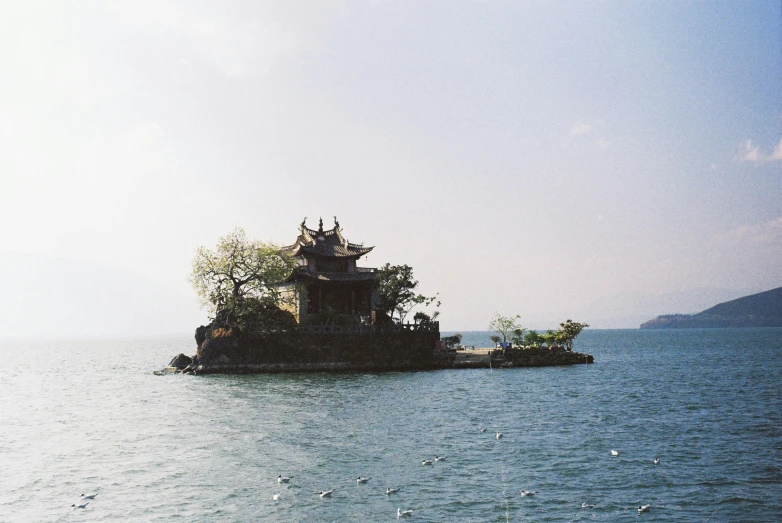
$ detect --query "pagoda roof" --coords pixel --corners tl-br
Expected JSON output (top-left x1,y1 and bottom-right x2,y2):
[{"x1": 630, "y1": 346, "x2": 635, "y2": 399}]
[
  {"x1": 282, "y1": 217, "x2": 374, "y2": 259},
  {"x1": 292, "y1": 268, "x2": 378, "y2": 283}
]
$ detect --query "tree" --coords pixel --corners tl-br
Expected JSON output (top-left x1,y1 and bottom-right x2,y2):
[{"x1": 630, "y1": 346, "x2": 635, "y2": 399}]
[
  {"x1": 524, "y1": 330, "x2": 543, "y2": 346},
  {"x1": 376, "y1": 263, "x2": 439, "y2": 322},
  {"x1": 488, "y1": 313, "x2": 522, "y2": 343},
  {"x1": 189, "y1": 227, "x2": 296, "y2": 319},
  {"x1": 489, "y1": 335, "x2": 501, "y2": 347},
  {"x1": 511, "y1": 328, "x2": 528, "y2": 347},
  {"x1": 441, "y1": 333, "x2": 462, "y2": 349},
  {"x1": 557, "y1": 319, "x2": 590, "y2": 351}
]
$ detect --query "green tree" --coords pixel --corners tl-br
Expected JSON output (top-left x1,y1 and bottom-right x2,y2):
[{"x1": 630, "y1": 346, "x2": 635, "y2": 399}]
[
  {"x1": 524, "y1": 330, "x2": 543, "y2": 346},
  {"x1": 441, "y1": 333, "x2": 463, "y2": 348},
  {"x1": 557, "y1": 319, "x2": 590, "y2": 351},
  {"x1": 376, "y1": 263, "x2": 439, "y2": 322},
  {"x1": 189, "y1": 227, "x2": 296, "y2": 319},
  {"x1": 489, "y1": 335, "x2": 501, "y2": 347},
  {"x1": 488, "y1": 313, "x2": 522, "y2": 343},
  {"x1": 511, "y1": 328, "x2": 528, "y2": 346}
]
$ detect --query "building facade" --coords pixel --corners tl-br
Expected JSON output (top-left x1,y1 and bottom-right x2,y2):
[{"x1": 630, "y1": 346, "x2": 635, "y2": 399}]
[{"x1": 279, "y1": 217, "x2": 378, "y2": 324}]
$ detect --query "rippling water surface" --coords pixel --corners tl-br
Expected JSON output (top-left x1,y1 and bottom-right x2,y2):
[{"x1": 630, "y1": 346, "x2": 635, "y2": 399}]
[{"x1": 1, "y1": 329, "x2": 780, "y2": 522}]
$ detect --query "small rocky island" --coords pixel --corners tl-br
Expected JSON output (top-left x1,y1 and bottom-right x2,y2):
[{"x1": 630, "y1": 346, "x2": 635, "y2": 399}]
[{"x1": 165, "y1": 218, "x2": 594, "y2": 375}]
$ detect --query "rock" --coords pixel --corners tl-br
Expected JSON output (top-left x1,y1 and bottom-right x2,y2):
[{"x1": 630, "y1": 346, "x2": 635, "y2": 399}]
[
  {"x1": 167, "y1": 353, "x2": 193, "y2": 369},
  {"x1": 195, "y1": 325, "x2": 208, "y2": 347}
]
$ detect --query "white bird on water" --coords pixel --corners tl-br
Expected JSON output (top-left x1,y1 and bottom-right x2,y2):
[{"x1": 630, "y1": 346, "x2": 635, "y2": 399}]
[
  {"x1": 611, "y1": 450, "x2": 619, "y2": 456},
  {"x1": 581, "y1": 502, "x2": 594, "y2": 509},
  {"x1": 496, "y1": 432, "x2": 503, "y2": 439},
  {"x1": 81, "y1": 493, "x2": 98, "y2": 500},
  {"x1": 434, "y1": 455, "x2": 447, "y2": 462},
  {"x1": 386, "y1": 487, "x2": 399, "y2": 495},
  {"x1": 318, "y1": 490, "x2": 334, "y2": 498},
  {"x1": 653, "y1": 457, "x2": 660, "y2": 464},
  {"x1": 272, "y1": 494, "x2": 280, "y2": 501},
  {"x1": 520, "y1": 490, "x2": 537, "y2": 497},
  {"x1": 72, "y1": 502, "x2": 89, "y2": 509},
  {"x1": 397, "y1": 507, "x2": 413, "y2": 518},
  {"x1": 357, "y1": 476, "x2": 371, "y2": 484},
  {"x1": 479, "y1": 426, "x2": 486, "y2": 432},
  {"x1": 421, "y1": 459, "x2": 433, "y2": 465},
  {"x1": 638, "y1": 504, "x2": 651, "y2": 514},
  {"x1": 278, "y1": 475, "x2": 292, "y2": 484}
]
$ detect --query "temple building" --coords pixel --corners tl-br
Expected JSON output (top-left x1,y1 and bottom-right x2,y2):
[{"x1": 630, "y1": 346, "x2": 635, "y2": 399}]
[{"x1": 279, "y1": 217, "x2": 378, "y2": 324}]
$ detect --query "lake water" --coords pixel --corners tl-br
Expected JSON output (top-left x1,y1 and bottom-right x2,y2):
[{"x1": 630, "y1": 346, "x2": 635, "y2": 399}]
[{"x1": 1, "y1": 329, "x2": 780, "y2": 522}]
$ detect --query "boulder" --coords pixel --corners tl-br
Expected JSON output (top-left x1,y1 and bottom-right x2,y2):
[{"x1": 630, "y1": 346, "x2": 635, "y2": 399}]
[{"x1": 167, "y1": 353, "x2": 193, "y2": 369}]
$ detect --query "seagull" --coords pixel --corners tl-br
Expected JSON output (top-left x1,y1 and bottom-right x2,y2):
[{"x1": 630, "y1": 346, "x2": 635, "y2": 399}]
[
  {"x1": 397, "y1": 507, "x2": 413, "y2": 518},
  {"x1": 638, "y1": 504, "x2": 651, "y2": 514},
  {"x1": 81, "y1": 493, "x2": 98, "y2": 500},
  {"x1": 386, "y1": 487, "x2": 399, "y2": 495},
  {"x1": 520, "y1": 490, "x2": 537, "y2": 497},
  {"x1": 653, "y1": 457, "x2": 660, "y2": 464},
  {"x1": 318, "y1": 490, "x2": 334, "y2": 498},
  {"x1": 272, "y1": 494, "x2": 280, "y2": 501},
  {"x1": 278, "y1": 475, "x2": 292, "y2": 484},
  {"x1": 434, "y1": 456, "x2": 447, "y2": 462},
  {"x1": 72, "y1": 502, "x2": 89, "y2": 509},
  {"x1": 611, "y1": 450, "x2": 619, "y2": 456},
  {"x1": 581, "y1": 502, "x2": 594, "y2": 508},
  {"x1": 479, "y1": 426, "x2": 486, "y2": 432},
  {"x1": 357, "y1": 476, "x2": 371, "y2": 484},
  {"x1": 422, "y1": 459, "x2": 433, "y2": 465},
  {"x1": 496, "y1": 432, "x2": 503, "y2": 439}
]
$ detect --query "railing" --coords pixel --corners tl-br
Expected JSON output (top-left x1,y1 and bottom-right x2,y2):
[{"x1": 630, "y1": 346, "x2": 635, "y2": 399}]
[
  {"x1": 295, "y1": 321, "x2": 439, "y2": 334},
  {"x1": 356, "y1": 267, "x2": 377, "y2": 273}
]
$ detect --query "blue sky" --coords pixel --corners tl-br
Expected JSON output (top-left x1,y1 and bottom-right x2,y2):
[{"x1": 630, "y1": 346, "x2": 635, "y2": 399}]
[{"x1": 0, "y1": 1, "x2": 780, "y2": 336}]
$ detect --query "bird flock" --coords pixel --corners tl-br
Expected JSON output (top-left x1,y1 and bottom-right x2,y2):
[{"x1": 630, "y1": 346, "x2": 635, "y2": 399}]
[
  {"x1": 71, "y1": 492, "x2": 97, "y2": 510},
  {"x1": 266, "y1": 428, "x2": 662, "y2": 518},
  {"x1": 68, "y1": 438, "x2": 662, "y2": 517}
]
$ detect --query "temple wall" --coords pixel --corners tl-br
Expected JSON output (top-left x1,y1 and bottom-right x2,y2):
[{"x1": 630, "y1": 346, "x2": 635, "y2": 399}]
[{"x1": 190, "y1": 324, "x2": 440, "y2": 374}]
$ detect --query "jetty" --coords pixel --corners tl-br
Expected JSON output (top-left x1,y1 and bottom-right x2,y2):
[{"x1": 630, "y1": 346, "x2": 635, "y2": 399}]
[{"x1": 449, "y1": 347, "x2": 593, "y2": 369}]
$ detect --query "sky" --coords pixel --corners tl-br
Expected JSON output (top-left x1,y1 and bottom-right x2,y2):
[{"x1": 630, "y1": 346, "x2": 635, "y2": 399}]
[{"x1": 1, "y1": 1, "x2": 780, "y2": 337}]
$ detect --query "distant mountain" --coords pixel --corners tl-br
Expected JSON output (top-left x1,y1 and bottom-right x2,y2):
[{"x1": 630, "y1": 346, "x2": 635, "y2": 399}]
[{"x1": 639, "y1": 287, "x2": 782, "y2": 329}]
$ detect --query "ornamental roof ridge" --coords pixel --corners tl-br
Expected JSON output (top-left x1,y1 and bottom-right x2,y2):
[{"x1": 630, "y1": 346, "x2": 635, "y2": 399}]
[{"x1": 281, "y1": 216, "x2": 374, "y2": 258}]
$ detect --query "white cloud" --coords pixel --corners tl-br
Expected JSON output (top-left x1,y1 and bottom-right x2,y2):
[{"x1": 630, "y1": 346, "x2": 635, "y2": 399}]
[
  {"x1": 709, "y1": 217, "x2": 782, "y2": 247},
  {"x1": 771, "y1": 138, "x2": 782, "y2": 161},
  {"x1": 570, "y1": 122, "x2": 593, "y2": 136},
  {"x1": 735, "y1": 138, "x2": 782, "y2": 166}
]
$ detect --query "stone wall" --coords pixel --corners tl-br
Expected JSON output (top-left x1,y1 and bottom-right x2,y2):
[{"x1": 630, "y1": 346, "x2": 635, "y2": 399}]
[
  {"x1": 186, "y1": 324, "x2": 440, "y2": 374},
  {"x1": 493, "y1": 346, "x2": 594, "y2": 367}
]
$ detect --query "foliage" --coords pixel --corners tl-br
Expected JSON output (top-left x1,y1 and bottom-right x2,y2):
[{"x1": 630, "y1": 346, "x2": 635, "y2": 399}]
[
  {"x1": 376, "y1": 263, "x2": 440, "y2": 322},
  {"x1": 489, "y1": 335, "x2": 501, "y2": 347},
  {"x1": 511, "y1": 328, "x2": 527, "y2": 347},
  {"x1": 413, "y1": 310, "x2": 440, "y2": 325},
  {"x1": 524, "y1": 330, "x2": 543, "y2": 346},
  {"x1": 441, "y1": 333, "x2": 463, "y2": 349},
  {"x1": 557, "y1": 319, "x2": 590, "y2": 351},
  {"x1": 488, "y1": 313, "x2": 522, "y2": 343},
  {"x1": 189, "y1": 227, "x2": 296, "y2": 321}
]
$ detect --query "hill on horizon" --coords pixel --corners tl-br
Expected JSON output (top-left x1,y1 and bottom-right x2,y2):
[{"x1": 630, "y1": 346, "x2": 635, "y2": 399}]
[{"x1": 639, "y1": 286, "x2": 782, "y2": 329}]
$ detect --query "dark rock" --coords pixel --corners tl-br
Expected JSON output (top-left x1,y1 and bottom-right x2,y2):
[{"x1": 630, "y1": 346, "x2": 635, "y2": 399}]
[
  {"x1": 195, "y1": 325, "x2": 208, "y2": 347},
  {"x1": 194, "y1": 326, "x2": 240, "y2": 365},
  {"x1": 167, "y1": 353, "x2": 192, "y2": 369}
]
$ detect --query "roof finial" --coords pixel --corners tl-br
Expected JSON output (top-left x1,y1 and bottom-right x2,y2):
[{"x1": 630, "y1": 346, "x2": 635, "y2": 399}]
[
  {"x1": 318, "y1": 217, "x2": 323, "y2": 233},
  {"x1": 301, "y1": 217, "x2": 307, "y2": 230},
  {"x1": 334, "y1": 216, "x2": 339, "y2": 229}
]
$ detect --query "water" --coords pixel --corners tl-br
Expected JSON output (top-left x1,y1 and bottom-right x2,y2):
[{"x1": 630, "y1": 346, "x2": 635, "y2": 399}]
[{"x1": 1, "y1": 329, "x2": 780, "y2": 522}]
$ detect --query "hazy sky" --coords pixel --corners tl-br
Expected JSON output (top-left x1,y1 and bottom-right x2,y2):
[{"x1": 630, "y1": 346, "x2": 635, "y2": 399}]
[{"x1": 1, "y1": 1, "x2": 780, "y2": 336}]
